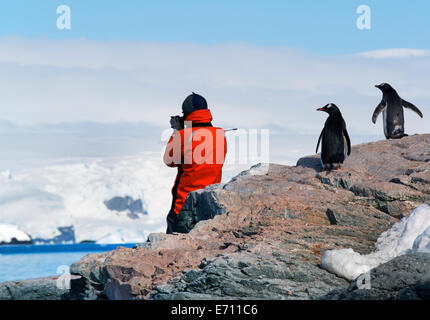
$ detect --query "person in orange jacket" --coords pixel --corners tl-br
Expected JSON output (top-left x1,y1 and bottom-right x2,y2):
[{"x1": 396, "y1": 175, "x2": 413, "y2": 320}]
[{"x1": 163, "y1": 93, "x2": 227, "y2": 234}]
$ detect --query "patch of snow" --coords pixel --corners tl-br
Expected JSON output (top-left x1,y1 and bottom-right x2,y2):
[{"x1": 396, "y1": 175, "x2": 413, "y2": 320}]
[
  {"x1": 321, "y1": 204, "x2": 430, "y2": 280},
  {"x1": 411, "y1": 226, "x2": 430, "y2": 253},
  {"x1": 0, "y1": 224, "x2": 31, "y2": 243}
]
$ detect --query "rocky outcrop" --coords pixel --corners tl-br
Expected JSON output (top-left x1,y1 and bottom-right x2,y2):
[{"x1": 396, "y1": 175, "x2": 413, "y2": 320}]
[
  {"x1": 323, "y1": 253, "x2": 430, "y2": 300},
  {"x1": 174, "y1": 185, "x2": 227, "y2": 233},
  {"x1": 69, "y1": 134, "x2": 430, "y2": 300},
  {"x1": 152, "y1": 251, "x2": 348, "y2": 300},
  {"x1": 0, "y1": 276, "x2": 75, "y2": 300}
]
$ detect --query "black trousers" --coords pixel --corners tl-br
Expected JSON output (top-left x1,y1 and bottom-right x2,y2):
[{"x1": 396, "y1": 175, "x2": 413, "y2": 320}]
[{"x1": 166, "y1": 209, "x2": 179, "y2": 234}]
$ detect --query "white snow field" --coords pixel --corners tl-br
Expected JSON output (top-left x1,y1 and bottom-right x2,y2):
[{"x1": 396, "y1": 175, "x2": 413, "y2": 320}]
[
  {"x1": 321, "y1": 204, "x2": 430, "y2": 280},
  {"x1": 0, "y1": 223, "x2": 31, "y2": 243},
  {"x1": 0, "y1": 152, "x2": 178, "y2": 244}
]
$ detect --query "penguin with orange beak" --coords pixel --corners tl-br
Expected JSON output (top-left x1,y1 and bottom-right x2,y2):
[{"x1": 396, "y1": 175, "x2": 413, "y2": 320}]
[{"x1": 316, "y1": 103, "x2": 351, "y2": 171}]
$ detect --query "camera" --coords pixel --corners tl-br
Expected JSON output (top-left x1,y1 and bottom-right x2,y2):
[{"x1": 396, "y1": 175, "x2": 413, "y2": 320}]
[{"x1": 170, "y1": 115, "x2": 185, "y2": 130}]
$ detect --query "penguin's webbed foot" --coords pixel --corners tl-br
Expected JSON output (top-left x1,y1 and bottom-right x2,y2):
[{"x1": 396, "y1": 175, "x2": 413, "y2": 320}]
[
  {"x1": 329, "y1": 163, "x2": 343, "y2": 171},
  {"x1": 321, "y1": 164, "x2": 331, "y2": 172}
]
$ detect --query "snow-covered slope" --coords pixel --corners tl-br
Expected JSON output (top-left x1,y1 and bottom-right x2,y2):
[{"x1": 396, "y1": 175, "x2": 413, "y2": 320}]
[
  {"x1": 0, "y1": 152, "x2": 177, "y2": 243},
  {"x1": 321, "y1": 204, "x2": 430, "y2": 280},
  {"x1": 0, "y1": 224, "x2": 31, "y2": 244}
]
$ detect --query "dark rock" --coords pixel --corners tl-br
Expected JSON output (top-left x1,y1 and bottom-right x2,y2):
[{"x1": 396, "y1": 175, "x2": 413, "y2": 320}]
[
  {"x1": 232, "y1": 231, "x2": 243, "y2": 238},
  {"x1": 325, "y1": 209, "x2": 337, "y2": 225},
  {"x1": 322, "y1": 253, "x2": 430, "y2": 300},
  {"x1": 176, "y1": 185, "x2": 227, "y2": 233},
  {"x1": 296, "y1": 156, "x2": 321, "y2": 171},
  {"x1": 152, "y1": 253, "x2": 349, "y2": 300},
  {"x1": 0, "y1": 276, "x2": 74, "y2": 300}
]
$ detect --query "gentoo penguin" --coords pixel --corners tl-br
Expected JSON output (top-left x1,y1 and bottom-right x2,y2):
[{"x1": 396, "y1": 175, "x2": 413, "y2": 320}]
[
  {"x1": 373, "y1": 83, "x2": 423, "y2": 139},
  {"x1": 316, "y1": 104, "x2": 351, "y2": 171}
]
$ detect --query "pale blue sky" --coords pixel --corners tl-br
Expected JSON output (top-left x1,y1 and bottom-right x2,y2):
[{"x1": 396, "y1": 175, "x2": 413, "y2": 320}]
[
  {"x1": 0, "y1": 1, "x2": 429, "y2": 137},
  {"x1": 0, "y1": 0, "x2": 428, "y2": 54},
  {"x1": 0, "y1": 0, "x2": 428, "y2": 187}
]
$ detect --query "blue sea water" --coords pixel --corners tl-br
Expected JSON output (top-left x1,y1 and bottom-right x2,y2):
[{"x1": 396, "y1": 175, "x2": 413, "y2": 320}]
[{"x1": 0, "y1": 243, "x2": 135, "y2": 283}]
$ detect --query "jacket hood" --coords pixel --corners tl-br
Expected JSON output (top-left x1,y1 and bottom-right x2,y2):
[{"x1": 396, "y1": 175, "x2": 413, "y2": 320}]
[{"x1": 184, "y1": 108, "x2": 213, "y2": 124}]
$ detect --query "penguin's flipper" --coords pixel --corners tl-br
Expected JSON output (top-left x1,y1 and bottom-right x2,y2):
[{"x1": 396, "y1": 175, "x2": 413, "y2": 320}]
[
  {"x1": 316, "y1": 129, "x2": 323, "y2": 153},
  {"x1": 372, "y1": 100, "x2": 386, "y2": 124},
  {"x1": 402, "y1": 99, "x2": 423, "y2": 118},
  {"x1": 343, "y1": 128, "x2": 351, "y2": 156}
]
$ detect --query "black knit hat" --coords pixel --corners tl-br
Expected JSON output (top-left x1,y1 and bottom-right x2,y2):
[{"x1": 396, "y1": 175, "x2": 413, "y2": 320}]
[{"x1": 182, "y1": 92, "x2": 208, "y2": 116}]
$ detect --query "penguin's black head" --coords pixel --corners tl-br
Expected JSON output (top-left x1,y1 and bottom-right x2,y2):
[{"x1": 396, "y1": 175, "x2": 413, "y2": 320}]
[
  {"x1": 375, "y1": 83, "x2": 393, "y2": 92},
  {"x1": 316, "y1": 103, "x2": 341, "y2": 115}
]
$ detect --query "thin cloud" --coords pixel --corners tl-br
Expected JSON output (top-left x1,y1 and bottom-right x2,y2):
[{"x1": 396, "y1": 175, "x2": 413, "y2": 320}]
[
  {"x1": 358, "y1": 48, "x2": 430, "y2": 59},
  {"x1": 0, "y1": 36, "x2": 428, "y2": 135}
]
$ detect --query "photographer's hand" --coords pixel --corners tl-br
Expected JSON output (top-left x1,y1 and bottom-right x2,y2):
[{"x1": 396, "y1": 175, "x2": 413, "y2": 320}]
[{"x1": 170, "y1": 116, "x2": 184, "y2": 130}]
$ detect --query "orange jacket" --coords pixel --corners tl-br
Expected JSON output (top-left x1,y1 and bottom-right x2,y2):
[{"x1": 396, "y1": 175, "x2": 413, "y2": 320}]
[{"x1": 163, "y1": 109, "x2": 227, "y2": 214}]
